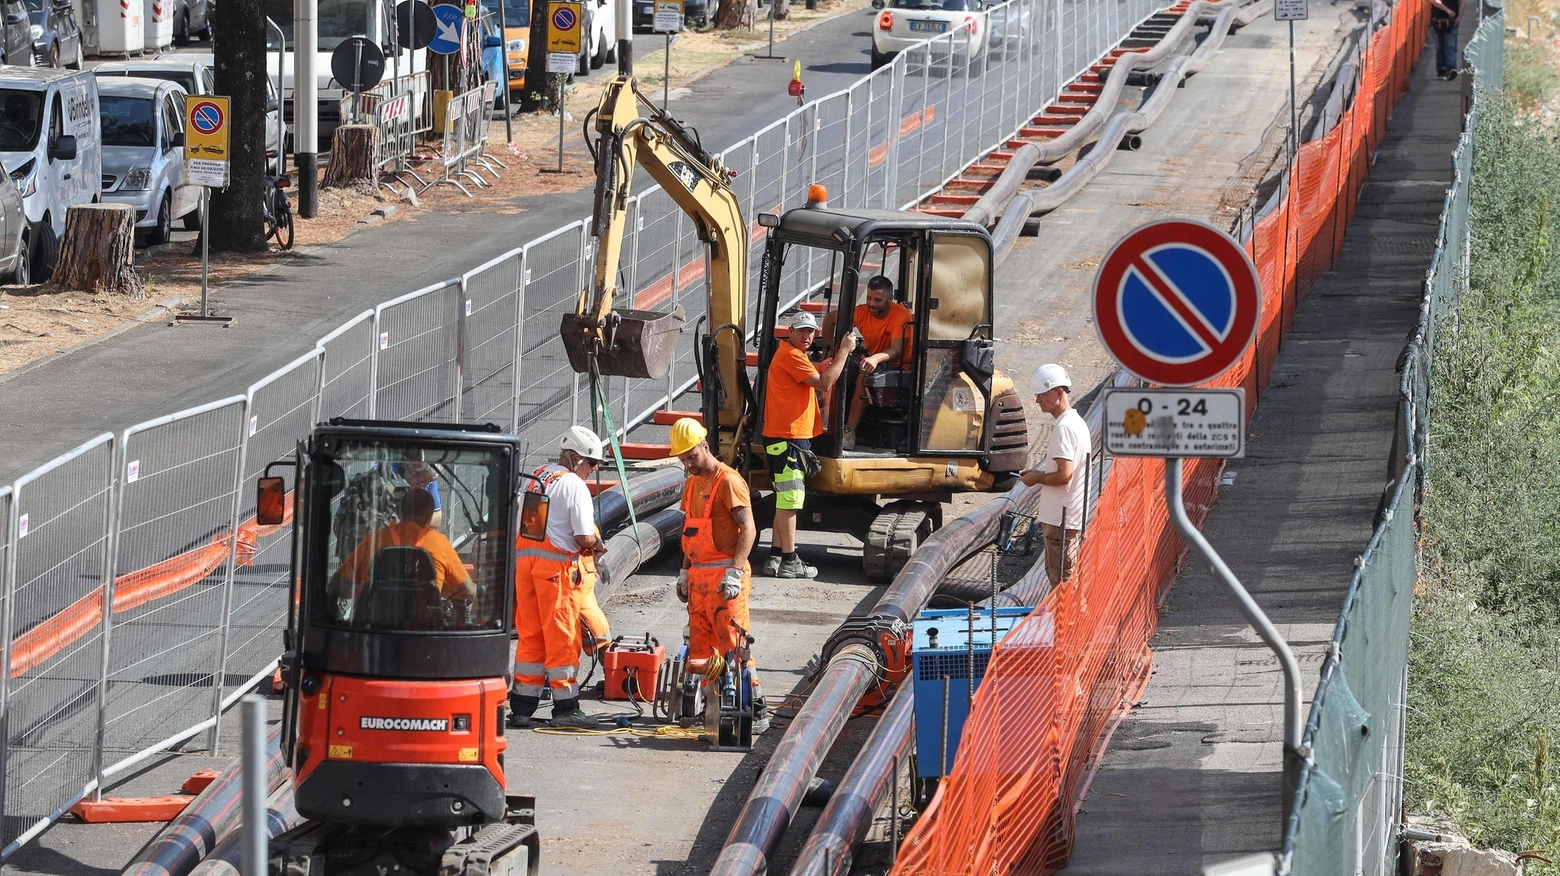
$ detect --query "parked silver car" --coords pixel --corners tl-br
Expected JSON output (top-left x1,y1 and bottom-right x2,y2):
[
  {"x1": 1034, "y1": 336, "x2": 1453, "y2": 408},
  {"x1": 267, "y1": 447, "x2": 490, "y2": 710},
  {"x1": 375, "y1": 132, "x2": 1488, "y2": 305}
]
[
  {"x1": 92, "y1": 53, "x2": 286, "y2": 157},
  {"x1": 96, "y1": 77, "x2": 198, "y2": 245},
  {"x1": 0, "y1": 164, "x2": 31, "y2": 283}
]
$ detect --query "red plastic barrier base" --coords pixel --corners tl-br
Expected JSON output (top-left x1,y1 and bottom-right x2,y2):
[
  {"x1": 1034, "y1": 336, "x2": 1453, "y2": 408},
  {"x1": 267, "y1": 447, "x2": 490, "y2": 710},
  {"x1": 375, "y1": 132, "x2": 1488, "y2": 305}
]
[{"x1": 70, "y1": 795, "x2": 194, "y2": 823}]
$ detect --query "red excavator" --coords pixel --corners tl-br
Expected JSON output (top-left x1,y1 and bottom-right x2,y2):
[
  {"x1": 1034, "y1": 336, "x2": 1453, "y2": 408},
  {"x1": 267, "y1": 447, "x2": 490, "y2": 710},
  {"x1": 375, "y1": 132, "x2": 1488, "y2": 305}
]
[{"x1": 256, "y1": 419, "x2": 539, "y2": 876}]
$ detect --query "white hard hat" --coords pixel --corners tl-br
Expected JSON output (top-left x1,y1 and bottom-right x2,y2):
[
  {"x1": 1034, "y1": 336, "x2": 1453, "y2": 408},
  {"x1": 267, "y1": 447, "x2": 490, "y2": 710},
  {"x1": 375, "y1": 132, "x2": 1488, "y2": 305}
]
[
  {"x1": 1030, "y1": 363, "x2": 1071, "y2": 395},
  {"x1": 560, "y1": 425, "x2": 605, "y2": 462}
]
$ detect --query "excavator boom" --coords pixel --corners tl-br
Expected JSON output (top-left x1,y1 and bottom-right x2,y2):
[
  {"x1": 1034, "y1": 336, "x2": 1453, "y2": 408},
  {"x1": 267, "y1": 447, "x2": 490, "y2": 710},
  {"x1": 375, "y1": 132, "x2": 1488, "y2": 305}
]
[{"x1": 560, "y1": 74, "x2": 752, "y2": 462}]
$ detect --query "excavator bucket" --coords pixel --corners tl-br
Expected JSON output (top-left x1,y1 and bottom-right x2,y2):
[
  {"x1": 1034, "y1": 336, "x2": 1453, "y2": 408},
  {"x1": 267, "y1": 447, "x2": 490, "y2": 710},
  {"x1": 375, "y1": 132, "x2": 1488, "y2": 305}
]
[{"x1": 559, "y1": 307, "x2": 686, "y2": 380}]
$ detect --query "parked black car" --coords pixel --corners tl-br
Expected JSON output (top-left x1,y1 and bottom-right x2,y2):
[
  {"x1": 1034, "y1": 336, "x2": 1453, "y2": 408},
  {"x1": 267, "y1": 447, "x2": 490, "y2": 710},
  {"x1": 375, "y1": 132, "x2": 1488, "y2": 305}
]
[
  {"x1": 0, "y1": 0, "x2": 32, "y2": 66},
  {"x1": 171, "y1": 0, "x2": 212, "y2": 44},
  {"x1": 26, "y1": 0, "x2": 81, "y2": 68}
]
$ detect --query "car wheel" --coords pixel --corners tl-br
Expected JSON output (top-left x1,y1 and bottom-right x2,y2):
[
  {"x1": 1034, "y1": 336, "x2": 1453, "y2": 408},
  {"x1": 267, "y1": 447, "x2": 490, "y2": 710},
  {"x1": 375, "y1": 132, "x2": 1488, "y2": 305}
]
[
  {"x1": 67, "y1": 41, "x2": 82, "y2": 69},
  {"x1": 47, "y1": 41, "x2": 60, "y2": 68},
  {"x1": 9, "y1": 231, "x2": 28, "y2": 285},
  {"x1": 870, "y1": 46, "x2": 890, "y2": 70},
  {"x1": 148, "y1": 191, "x2": 172, "y2": 245},
  {"x1": 605, "y1": 41, "x2": 616, "y2": 64},
  {"x1": 182, "y1": 206, "x2": 201, "y2": 231},
  {"x1": 32, "y1": 220, "x2": 58, "y2": 282},
  {"x1": 590, "y1": 33, "x2": 605, "y2": 68},
  {"x1": 175, "y1": 12, "x2": 189, "y2": 45}
]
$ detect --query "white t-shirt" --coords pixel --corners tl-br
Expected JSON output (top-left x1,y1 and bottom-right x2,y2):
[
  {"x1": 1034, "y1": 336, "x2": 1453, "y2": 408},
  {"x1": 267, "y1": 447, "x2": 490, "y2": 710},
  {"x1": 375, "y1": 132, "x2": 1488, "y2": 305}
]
[
  {"x1": 534, "y1": 464, "x2": 595, "y2": 554},
  {"x1": 1034, "y1": 408, "x2": 1090, "y2": 528}
]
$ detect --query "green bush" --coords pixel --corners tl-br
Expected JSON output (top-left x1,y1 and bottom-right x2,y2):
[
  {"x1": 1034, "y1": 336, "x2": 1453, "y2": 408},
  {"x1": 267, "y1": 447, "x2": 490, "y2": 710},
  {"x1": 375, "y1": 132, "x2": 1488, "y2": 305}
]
[
  {"x1": 1408, "y1": 95, "x2": 1560, "y2": 867},
  {"x1": 1504, "y1": 39, "x2": 1559, "y2": 112}
]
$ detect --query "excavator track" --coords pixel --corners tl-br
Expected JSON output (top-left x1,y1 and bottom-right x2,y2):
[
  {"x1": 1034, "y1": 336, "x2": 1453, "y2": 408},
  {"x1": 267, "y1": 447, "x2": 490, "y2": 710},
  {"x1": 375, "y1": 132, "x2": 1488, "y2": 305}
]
[{"x1": 863, "y1": 500, "x2": 939, "y2": 583}]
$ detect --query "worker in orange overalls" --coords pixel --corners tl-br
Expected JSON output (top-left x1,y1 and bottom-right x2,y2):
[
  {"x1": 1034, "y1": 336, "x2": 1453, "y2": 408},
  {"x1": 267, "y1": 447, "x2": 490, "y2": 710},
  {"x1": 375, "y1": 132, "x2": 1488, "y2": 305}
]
[
  {"x1": 669, "y1": 417, "x2": 768, "y2": 735},
  {"x1": 510, "y1": 426, "x2": 607, "y2": 730}
]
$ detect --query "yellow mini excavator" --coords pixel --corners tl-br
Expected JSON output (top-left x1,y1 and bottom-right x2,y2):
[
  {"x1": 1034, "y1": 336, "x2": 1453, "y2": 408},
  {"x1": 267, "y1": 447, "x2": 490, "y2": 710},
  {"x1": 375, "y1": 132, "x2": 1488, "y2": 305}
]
[{"x1": 560, "y1": 47, "x2": 1029, "y2": 582}]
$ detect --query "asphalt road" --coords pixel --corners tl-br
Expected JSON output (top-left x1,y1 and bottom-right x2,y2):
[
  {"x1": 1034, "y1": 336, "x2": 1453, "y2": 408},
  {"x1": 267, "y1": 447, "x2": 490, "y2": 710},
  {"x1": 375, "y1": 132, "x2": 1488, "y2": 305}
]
[{"x1": 0, "y1": 2, "x2": 1366, "y2": 872}]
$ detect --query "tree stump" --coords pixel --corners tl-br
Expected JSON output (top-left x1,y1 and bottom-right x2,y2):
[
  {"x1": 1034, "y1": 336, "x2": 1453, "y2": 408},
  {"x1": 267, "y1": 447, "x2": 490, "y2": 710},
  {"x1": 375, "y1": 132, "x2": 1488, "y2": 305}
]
[
  {"x1": 322, "y1": 124, "x2": 381, "y2": 189},
  {"x1": 52, "y1": 203, "x2": 142, "y2": 297}
]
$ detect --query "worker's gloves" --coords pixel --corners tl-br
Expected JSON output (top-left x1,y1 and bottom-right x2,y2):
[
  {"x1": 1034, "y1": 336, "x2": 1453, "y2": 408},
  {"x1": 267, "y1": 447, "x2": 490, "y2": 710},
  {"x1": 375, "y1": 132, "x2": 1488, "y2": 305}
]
[
  {"x1": 720, "y1": 567, "x2": 744, "y2": 601},
  {"x1": 675, "y1": 570, "x2": 690, "y2": 603}
]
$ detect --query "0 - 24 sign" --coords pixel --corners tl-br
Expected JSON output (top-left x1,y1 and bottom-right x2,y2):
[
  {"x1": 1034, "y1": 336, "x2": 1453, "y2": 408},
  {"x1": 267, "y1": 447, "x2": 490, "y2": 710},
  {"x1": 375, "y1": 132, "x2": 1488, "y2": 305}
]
[{"x1": 1104, "y1": 388, "x2": 1245, "y2": 459}]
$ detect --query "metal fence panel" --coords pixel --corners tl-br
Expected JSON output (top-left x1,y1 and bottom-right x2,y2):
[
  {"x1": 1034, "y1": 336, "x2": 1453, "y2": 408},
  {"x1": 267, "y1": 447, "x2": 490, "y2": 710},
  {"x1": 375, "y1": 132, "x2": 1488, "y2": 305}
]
[
  {"x1": 462, "y1": 251, "x2": 524, "y2": 430},
  {"x1": 1, "y1": 435, "x2": 115, "y2": 854},
  {"x1": 100, "y1": 399, "x2": 246, "y2": 777},
  {"x1": 317, "y1": 310, "x2": 376, "y2": 420},
  {"x1": 222, "y1": 354, "x2": 322, "y2": 709},
  {"x1": 517, "y1": 222, "x2": 587, "y2": 471},
  {"x1": 374, "y1": 281, "x2": 462, "y2": 423}
]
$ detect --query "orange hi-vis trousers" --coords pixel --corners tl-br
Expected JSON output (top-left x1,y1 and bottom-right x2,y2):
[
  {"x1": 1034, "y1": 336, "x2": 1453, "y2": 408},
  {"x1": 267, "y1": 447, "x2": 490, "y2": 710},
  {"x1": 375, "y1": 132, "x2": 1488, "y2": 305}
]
[
  {"x1": 681, "y1": 512, "x2": 752, "y2": 664},
  {"x1": 513, "y1": 534, "x2": 583, "y2": 699}
]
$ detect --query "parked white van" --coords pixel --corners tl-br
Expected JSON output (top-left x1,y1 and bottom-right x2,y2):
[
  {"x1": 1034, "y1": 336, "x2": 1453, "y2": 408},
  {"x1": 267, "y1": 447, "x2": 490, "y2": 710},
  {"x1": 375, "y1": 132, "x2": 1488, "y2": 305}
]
[{"x1": 0, "y1": 67, "x2": 100, "y2": 281}]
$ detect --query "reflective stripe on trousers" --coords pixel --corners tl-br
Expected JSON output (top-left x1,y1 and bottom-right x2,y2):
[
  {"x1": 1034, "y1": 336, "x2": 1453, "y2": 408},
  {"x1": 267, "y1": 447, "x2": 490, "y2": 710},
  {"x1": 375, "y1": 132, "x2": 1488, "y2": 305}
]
[{"x1": 514, "y1": 534, "x2": 584, "y2": 695}]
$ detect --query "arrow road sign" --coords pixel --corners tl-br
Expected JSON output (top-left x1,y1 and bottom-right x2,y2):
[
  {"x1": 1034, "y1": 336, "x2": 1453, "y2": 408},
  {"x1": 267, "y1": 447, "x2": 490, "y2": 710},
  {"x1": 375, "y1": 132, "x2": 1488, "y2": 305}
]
[
  {"x1": 428, "y1": 2, "x2": 466, "y2": 55},
  {"x1": 1091, "y1": 218, "x2": 1260, "y2": 387}
]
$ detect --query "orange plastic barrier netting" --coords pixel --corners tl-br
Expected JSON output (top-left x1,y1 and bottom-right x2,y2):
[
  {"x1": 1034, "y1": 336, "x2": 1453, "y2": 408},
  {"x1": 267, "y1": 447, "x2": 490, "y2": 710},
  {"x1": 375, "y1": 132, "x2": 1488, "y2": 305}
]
[{"x1": 890, "y1": 1, "x2": 1427, "y2": 871}]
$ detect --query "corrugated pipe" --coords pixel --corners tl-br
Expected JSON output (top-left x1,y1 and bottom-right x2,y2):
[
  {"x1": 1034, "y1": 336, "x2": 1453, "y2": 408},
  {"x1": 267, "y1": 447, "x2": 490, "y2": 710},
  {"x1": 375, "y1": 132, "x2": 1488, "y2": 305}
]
[
  {"x1": 788, "y1": 560, "x2": 1055, "y2": 876},
  {"x1": 991, "y1": 192, "x2": 1033, "y2": 266},
  {"x1": 709, "y1": 484, "x2": 1043, "y2": 876},
  {"x1": 121, "y1": 725, "x2": 286, "y2": 876},
  {"x1": 1022, "y1": 3, "x2": 1239, "y2": 223},
  {"x1": 185, "y1": 784, "x2": 302, "y2": 876}
]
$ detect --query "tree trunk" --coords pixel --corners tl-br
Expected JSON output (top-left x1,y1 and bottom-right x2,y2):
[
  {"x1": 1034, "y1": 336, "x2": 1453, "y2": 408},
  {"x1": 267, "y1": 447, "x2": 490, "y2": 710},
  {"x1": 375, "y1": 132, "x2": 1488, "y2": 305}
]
[
  {"x1": 209, "y1": 0, "x2": 268, "y2": 252},
  {"x1": 715, "y1": 0, "x2": 755, "y2": 30},
  {"x1": 51, "y1": 204, "x2": 143, "y2": 297},
  {"x1": 322, "y1": 125, "x2": 381, "y2": 189},
  {"x1": 773, "y1": 0, "x2": 790, "y2": 21}
]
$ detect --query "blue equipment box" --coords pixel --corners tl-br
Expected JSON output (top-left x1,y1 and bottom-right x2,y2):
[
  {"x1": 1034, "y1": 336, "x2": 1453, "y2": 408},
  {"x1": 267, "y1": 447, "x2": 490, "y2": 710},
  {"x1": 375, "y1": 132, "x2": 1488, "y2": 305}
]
[{"x1": 912, "y1": 606, "x2": 1034, "y2": 779}]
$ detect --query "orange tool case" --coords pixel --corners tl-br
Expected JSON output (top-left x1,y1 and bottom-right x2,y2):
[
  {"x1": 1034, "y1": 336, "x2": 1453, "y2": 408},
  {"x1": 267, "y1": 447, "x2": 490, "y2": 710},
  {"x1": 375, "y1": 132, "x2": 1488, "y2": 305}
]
[{"x1": 602, "y1": 635, "x2": 664, "y2": 702}]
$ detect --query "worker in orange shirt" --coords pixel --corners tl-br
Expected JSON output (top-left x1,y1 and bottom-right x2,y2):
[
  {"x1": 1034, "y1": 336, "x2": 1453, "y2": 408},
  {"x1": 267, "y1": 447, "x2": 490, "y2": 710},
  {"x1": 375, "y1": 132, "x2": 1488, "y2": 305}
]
[
  {"x1": 842, "y1": 276, "x2": 913, "y2": 451},
  {"x1": 328, "y1": 488, "x2": 475, "y2": 621},
  {"x1": 761, "y1": 310, "x2": 859, "y2": 578},
  {"x1": 510, "y1": 426, "x2": 607, "y2": 729},
  {"x1": 669, "y1": 416, "x2": 768, "y2": 735}
]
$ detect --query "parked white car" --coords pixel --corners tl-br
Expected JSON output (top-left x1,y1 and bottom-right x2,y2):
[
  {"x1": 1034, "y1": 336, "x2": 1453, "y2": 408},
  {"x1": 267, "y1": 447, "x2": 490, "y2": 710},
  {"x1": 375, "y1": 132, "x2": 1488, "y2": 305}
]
[
  {"x1": 870, "y1": 0, "x2": 990, "y2": 70},
  {"x1": 96, "y1": 77, "x2": 199, "y2": 245},
  {"x1": 92, "y1": 53, "x2": 287, "y2": 157},
  {"x1": 581, "y1": 0, "x2": 617, "y2": 74},
  {"x1": 0, "y1": 67, "x2": 100, "y2": 281}
]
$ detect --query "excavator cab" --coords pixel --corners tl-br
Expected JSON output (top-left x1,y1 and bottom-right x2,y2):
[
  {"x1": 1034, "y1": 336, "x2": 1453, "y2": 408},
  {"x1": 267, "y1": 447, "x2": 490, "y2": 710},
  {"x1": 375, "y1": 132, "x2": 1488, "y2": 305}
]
[
  {"x1": 748, "y1": 207, "x2": 1030, "y2": 580},
  {"x1": 260, "y1": 420, "x2": 539, "y2": 876}
]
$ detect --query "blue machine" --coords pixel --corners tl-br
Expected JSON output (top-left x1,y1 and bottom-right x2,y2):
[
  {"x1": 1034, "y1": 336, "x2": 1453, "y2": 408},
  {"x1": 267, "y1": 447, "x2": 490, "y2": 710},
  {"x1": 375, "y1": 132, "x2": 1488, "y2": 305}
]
[{"x1": 912, "y1": 606, "x2": 1034, "y2": 779}]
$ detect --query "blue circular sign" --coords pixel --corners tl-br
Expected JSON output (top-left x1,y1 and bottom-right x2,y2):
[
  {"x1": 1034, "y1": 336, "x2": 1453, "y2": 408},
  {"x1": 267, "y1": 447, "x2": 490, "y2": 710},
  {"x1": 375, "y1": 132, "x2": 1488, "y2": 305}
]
[
  {"x1": 189, "y1": 101, "x2": 223, "y2": 134},
  {"x1": 1092, "y1": 219, "x2": 1259, "y2": 386},
  {"x1": 551, "y1": 5, "x2": 576, "y2": 29},
  {"x1": 428, "y1": 3, "x2": 466, "y2": 55}
]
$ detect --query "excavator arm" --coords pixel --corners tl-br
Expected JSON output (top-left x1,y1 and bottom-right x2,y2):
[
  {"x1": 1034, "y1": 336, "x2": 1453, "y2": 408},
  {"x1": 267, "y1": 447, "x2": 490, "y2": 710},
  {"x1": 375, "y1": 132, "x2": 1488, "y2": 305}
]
[{"x1": 559, "y1": 74, "x2": 751, "y2": 465}]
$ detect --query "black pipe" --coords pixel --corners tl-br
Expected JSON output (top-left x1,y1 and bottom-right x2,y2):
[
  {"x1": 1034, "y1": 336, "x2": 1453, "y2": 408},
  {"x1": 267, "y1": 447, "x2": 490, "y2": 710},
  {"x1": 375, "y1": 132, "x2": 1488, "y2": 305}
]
[
  {"x1": 121, "y1": 726, "x2": 286, "y2": 876},
  {"x1": 709, "y1": 485, "x2": 1043, "y2": 875},
  {"x1": 594, "y1": 466, "x2": 687, "y2": 533},
  {"x1": 185, "y1": 785, "x2": 302, "y2": 876},
  {"x1": 596, "y1": 506, "x2": 686, "y2": 602}
]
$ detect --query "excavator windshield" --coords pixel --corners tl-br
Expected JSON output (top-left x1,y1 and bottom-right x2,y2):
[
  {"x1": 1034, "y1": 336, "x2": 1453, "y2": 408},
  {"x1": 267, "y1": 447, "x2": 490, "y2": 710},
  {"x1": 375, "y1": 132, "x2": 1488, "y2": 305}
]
[{"x1": 307, "y1": 439, "x2": 513, "y2": 634}]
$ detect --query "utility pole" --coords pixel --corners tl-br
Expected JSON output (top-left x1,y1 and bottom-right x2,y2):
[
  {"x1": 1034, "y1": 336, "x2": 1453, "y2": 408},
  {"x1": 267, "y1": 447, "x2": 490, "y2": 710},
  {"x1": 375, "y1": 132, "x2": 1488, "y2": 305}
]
[{"x1": 295, "y1": 0, "x2": 319, "y2": 218}]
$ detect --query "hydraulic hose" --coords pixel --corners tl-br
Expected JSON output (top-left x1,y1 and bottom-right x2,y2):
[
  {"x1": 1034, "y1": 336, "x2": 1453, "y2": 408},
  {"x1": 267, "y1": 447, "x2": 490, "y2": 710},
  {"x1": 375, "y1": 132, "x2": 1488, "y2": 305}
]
[
  {"x1": 709, "y1": 484, "x2": 1043, "y2": 876},
  {"x1": 121, "y1": 726, "x2": 286, "y2": 876}
]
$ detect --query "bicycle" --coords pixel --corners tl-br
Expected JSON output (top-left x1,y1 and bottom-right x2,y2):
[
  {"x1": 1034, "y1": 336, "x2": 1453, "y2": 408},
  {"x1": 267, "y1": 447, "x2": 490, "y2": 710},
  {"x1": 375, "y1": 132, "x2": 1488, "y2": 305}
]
[{"x1": 263, "y1": 172, "x2": 294, "y2": 250}]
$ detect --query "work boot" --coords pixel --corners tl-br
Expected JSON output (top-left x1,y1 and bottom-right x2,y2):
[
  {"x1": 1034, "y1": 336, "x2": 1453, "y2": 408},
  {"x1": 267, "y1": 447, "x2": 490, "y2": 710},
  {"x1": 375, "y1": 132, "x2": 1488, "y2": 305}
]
[
  {"x1": 507, "y1": 694, "x2": 540, "y2": 729},
  {"x1": 776, "y1": 556, "x2": 818, "y2": 579},
  {"x1": 548, "y1": 699, "x2": 598, "y2": 729},
  {"x1": 761, "y1": 553, "x2": 783, "y2": 578},
  {"x1": 841, "y1": 427, "x2": 857, "y2": 451},
  {"x1": 752, "y1": 696, "x2": 771, "y2": 736}
]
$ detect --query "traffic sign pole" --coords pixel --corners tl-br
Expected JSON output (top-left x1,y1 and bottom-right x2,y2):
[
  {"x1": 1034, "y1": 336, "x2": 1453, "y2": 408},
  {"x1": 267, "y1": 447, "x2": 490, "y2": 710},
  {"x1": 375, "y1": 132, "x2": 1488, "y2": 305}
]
[
  {"x1": 295, "y1": 0, "x2": 319, "y2": 219},
  {"x1": 1093, "y1": 216, "x2": 1299, "y2": 813}
]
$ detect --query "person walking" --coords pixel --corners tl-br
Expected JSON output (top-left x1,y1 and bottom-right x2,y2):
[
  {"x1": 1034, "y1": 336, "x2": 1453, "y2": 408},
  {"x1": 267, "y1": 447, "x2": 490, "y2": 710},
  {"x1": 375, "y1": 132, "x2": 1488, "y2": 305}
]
[
  {"x1": 510, "y1": 426, "x2": 608, "y2": 729},
  {"x1": 761, "y1": 311, "x2": 859, "y2": 578},
  {"x1": 1018, "y1": 364, "x2": 1090, "y2": 585},
  {"x1": 1431, "y1": 0, "x2": 1461, "y2": 79}
]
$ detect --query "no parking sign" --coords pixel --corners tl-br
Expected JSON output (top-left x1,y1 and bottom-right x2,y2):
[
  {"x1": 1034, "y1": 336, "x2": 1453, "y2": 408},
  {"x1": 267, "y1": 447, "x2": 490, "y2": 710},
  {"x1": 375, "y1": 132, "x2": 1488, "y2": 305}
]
[{"x1": 184, "y1": 96, "x2": 230, "y2": 187}]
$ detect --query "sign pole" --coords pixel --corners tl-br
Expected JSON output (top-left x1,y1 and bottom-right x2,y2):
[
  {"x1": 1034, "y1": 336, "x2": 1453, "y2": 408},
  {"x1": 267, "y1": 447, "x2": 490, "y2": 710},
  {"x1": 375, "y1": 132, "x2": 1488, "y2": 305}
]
[
  {"x1": 200, "y1": 187, "x2": 209, "y2": 314},
  {"x1": 1288, "y1": 19, "x2": 1298, "y2": 159},
  {"x1": 558, "y1": 75, "x2": 565, "y2": 171},
  {"x1": 544, "y1": 0, "x2": 583, "y2": 173},
  {"x1": 497, "y1": 0, "x2": 512, "y2": 142},
  {"x1": 1163, "y1": 456, "x2": 1303, "y2": 814},
  {"x1": 178, "y1": 96, "x2": 232, "y2": 323}
]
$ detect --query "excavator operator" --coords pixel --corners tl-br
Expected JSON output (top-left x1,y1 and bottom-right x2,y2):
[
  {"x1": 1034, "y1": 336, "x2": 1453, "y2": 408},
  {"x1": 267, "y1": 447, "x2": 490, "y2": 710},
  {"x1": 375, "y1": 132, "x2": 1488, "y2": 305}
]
[
  {"x1": 510, "y1": 426, "x2": 608, "y2": 730},
  {"x1": 841, "y1": 275, "x2": 913, "y2": 451},
  {"x1": 329, "y1": 487, "x2": 475, "y2": 607},
  {"x1": 761, "y1": 311, "x2": 859, "y2": 579}
]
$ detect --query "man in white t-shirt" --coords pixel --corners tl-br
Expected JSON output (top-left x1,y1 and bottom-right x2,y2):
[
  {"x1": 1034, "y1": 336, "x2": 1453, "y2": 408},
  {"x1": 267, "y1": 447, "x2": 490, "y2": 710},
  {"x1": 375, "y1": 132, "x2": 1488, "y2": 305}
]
[
  {"x1": 512, "y1": 425, "x2": 608, "y2": 729},
  {"x1": 1019, "y1": 364, "x2": 1091, "y2": 585}
]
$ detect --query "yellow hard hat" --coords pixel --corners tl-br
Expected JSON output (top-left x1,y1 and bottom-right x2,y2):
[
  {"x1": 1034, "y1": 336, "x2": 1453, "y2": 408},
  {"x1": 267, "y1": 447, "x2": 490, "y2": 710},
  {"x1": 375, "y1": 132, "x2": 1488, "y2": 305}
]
[{"x1": 669, "y1": 417, "x2": 708, "y2": 456}]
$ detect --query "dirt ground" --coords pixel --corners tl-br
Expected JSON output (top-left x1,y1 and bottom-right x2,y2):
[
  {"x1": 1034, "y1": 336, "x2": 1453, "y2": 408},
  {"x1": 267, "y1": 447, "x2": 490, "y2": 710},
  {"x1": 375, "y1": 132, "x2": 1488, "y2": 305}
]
[{"x1": 0, "y1": 0, "x2": 865, "y2": 378}]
